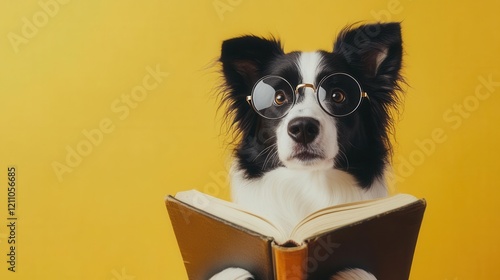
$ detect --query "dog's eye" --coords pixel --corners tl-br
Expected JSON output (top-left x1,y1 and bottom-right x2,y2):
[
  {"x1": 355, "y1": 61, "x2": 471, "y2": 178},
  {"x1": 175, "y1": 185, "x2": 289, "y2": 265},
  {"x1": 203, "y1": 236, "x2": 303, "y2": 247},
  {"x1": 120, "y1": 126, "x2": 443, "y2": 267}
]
[
  {"x1": 330, "y1": 90, "x2": 346, "y2": 103},
  {"x1": 274, "y1": 90, "x2": 288, "y2": 106}
]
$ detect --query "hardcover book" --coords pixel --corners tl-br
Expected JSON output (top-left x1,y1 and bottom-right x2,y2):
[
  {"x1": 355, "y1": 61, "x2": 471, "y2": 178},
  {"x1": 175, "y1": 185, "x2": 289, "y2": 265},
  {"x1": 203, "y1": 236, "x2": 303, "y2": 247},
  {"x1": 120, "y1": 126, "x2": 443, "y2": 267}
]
[{"x1": 166, "y1": 190, "x2": 426, "y2": 280}]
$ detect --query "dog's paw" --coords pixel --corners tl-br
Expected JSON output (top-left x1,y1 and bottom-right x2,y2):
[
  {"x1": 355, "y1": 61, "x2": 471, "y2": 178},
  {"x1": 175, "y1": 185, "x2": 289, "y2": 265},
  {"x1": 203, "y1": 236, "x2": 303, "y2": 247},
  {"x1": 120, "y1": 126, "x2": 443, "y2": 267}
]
[
  {"x1": 330, "y1": 268, "x2": 377, "y2": 280},
  {"x1": 209, "y1": 267, "x2": 254, "y2": 280}
]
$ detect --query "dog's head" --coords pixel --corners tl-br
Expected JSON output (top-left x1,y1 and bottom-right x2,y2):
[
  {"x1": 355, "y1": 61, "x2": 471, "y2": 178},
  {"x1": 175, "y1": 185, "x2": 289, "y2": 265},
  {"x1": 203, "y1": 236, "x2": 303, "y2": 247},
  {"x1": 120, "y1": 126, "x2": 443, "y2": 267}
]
[{"x1": 219, "y1": 23, "x2": 403, "y2": 188}]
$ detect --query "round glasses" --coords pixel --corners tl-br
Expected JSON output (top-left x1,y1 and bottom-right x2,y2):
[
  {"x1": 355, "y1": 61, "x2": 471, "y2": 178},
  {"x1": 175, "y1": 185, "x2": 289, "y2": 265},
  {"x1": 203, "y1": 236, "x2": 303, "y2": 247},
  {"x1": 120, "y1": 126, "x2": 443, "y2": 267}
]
[{"x1": 246, "y1": 73, "x2": 368, "y2": 119}]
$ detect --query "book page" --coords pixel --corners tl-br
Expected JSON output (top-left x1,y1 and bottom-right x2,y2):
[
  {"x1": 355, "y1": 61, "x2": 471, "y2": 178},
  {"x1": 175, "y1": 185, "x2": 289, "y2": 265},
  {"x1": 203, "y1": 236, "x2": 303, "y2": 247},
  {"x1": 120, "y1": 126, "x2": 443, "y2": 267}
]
[
  {"x1": 289, "y1": 194, "x2": 418, "y2": 242},
  {"x1": 174, "y1": 190, "x2": 290, "y2": 243},
  {"x1": 174, "y1": 190, "x2": 419, "y2": 245}
]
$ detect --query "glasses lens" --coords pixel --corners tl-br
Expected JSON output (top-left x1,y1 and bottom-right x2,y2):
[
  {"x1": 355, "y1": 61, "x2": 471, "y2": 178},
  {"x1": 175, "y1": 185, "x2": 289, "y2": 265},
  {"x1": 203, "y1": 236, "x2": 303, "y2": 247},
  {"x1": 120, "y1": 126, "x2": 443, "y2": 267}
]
[
  {"x1": 317, "y1": 73, "x2": 363, "y2": 117},
  {"x1": 251, "y1": 76, "x2": 294, "y2": 119}
]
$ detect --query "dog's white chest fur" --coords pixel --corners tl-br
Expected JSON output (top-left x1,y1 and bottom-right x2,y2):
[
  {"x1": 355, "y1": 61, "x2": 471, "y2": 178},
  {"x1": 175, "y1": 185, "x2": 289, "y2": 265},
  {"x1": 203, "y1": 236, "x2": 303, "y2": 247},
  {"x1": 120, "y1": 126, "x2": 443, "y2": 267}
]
[{"x1": 231, "y1": 165, "x2": 387, "y2": 234}]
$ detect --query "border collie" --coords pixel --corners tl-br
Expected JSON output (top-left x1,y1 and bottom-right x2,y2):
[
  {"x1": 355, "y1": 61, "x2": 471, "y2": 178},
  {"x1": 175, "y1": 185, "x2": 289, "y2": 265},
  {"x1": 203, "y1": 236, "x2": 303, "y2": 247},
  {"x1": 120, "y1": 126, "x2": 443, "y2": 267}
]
[{"x1": 211, "y1": 22, "x2": 404, "y2": 280}]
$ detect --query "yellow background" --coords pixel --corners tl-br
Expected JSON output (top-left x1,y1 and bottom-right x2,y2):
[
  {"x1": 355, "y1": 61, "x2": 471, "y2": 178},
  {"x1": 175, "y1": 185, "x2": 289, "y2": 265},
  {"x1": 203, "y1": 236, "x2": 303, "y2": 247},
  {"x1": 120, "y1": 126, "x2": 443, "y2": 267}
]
[{"x1": 0, "y1": 0, "x2": 499, "y2": 279}]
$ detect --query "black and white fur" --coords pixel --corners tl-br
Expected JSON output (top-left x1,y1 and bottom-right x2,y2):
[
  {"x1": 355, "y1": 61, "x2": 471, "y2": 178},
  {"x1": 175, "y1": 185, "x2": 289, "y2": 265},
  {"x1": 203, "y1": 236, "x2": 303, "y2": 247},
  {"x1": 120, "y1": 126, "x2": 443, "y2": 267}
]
[{"x1": 211, "y1": 22, "x2": 404, "y2": 280}]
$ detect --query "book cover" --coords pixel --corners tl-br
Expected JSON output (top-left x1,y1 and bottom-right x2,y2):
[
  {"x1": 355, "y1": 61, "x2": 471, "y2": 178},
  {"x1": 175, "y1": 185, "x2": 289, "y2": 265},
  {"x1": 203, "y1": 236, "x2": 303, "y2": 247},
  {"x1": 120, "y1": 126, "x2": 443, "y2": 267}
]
[{"x1": 166, "y1": 194, "x2": 426, "y2": 280}]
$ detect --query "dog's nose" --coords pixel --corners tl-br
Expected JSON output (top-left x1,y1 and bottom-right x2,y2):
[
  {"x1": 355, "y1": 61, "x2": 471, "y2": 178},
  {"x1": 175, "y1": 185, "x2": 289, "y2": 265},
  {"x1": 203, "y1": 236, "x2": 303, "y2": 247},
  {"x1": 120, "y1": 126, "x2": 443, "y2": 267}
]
[{"x1": 287, "y1": 117, "x2": 320, "y2": 144}]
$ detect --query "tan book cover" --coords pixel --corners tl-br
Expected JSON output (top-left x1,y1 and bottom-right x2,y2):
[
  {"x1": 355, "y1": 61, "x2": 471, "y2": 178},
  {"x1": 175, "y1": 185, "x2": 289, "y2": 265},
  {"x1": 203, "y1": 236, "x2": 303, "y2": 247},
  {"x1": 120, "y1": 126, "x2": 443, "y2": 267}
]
[{"x1": 166, "y1": 192, "x2": 426, "y2": 280}]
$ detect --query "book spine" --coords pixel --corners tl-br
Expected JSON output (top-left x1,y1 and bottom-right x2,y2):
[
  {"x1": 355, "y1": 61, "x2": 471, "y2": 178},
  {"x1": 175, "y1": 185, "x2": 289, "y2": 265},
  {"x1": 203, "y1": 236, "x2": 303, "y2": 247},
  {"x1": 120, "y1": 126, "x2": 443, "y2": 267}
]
[{"x1": 272, "y1": 243, "x2": 308, "y2": 280}]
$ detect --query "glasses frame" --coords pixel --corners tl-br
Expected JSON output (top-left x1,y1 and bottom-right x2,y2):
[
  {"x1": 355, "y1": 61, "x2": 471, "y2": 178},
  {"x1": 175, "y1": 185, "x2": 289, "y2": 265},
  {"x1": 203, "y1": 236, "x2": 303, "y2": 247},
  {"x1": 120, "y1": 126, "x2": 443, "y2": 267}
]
[{"x1": 246, "y1": 73, "x2": 369, "y2": 119}]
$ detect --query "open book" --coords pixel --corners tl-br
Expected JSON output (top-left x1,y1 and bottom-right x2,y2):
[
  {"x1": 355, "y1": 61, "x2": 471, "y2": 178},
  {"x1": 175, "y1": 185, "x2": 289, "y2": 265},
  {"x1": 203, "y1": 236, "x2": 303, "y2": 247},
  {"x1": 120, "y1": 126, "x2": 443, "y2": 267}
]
[{"x1": 166, "y1": 190, "x2": 426, "y2": 280}]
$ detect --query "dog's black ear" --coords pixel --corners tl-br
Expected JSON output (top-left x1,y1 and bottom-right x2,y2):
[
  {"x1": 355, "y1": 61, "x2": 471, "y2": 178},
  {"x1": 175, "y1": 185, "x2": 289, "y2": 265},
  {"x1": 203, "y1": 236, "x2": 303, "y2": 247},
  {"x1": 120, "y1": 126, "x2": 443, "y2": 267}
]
[
  {"x1": 333, "y1": 22, "x2": 403, "y2": 91},
  {"x1": 220, "y1": 36, "x2": 284, "y2": 93},
  {"x1": 219, "y1": 36, "x2": 284, "y2": 137}
]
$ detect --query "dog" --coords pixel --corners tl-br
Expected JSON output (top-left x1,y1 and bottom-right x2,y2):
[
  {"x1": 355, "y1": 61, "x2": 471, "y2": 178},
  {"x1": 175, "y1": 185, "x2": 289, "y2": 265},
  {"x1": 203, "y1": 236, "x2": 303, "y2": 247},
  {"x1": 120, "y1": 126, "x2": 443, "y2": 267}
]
[{"x1": 211, "y1": 22, "x2": 404, "y2": 280}]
